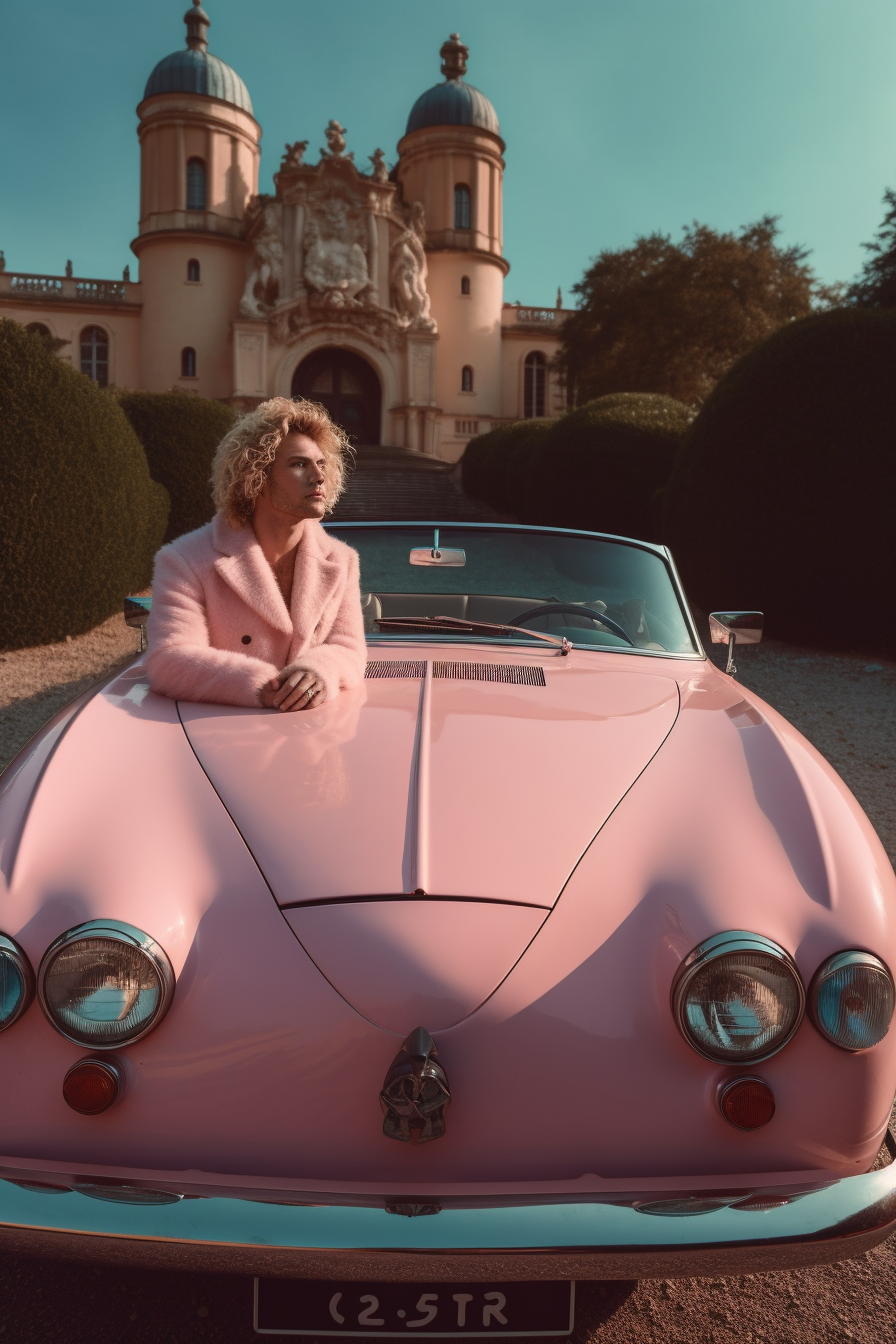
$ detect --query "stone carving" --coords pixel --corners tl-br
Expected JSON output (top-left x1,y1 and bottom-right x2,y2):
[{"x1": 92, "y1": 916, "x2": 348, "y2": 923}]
[
  {"x1": 271, "y1": 302, "x2": 402, "y2": 352},
  {"x1": 281, "y1": 140, "x2": 308, "y2": 169},
  {"x1": 390, "y1": 203, "x2": 436, "y2": 332},
  {"x1": 369, "y1": 148, "x2": 388, "y2": 182},
  {"x1": 321, "y1": 120, "x2": 352, "y2": 161},
  {"x1": 0, "y1": 251, "x2": 6, "y2": 273},
  {"x1": 65, "y1": 259, "x2": 73, "y2": 277},
  {"x1": 240, "y1": 201, "x2": 284, "y2": 317},
  {"x1": 304, "y1": 195, "x2": 369, "y2": 308}
]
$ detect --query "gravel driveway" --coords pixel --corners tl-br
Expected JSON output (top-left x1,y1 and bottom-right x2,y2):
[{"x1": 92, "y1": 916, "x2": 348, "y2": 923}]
[{"x1": 0, "y1": 618, "x2": 894, "y2": 1342}]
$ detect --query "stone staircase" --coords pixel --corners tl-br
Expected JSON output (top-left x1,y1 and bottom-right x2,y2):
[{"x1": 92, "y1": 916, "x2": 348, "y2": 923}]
[{"x1": 329, "y1": 445, "x2": 511, "y2": 523}]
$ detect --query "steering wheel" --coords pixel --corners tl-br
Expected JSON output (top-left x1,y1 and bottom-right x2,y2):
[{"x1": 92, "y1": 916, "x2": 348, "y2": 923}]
[{"x1": 509, "y1": 602, "x2": 634, "y2": 646}]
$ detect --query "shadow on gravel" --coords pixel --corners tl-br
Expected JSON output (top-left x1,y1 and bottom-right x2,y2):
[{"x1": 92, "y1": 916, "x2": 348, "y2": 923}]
[{"x1": 0, "y1": 1253, "x2": 636, "y2": 1343}]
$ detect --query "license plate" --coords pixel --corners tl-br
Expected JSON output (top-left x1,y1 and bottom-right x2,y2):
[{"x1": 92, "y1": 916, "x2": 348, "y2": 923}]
[{"x1": 254, "y1": 1279, "x2": 575, "y2": 1337}]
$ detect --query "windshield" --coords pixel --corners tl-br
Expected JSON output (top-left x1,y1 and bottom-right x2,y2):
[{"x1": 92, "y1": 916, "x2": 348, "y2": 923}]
[{"x1": 326, "y1": 525, "x2": 699, "y2": 657}]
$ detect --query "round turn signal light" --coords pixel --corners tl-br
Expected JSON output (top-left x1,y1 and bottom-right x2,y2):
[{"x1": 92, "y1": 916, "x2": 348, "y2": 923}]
[
  {"x1": 62, "y1": 1059, "x2": 122, "y2": 1115},
  {"x1": 719, "y1": 1076, "x2": 775, "y2": 1130}
]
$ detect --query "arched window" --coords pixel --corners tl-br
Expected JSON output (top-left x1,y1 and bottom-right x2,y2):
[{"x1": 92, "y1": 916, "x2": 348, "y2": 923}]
[
  {"x1": 186, "y1": 158, "x2": 206, "y2": 211},
  {"x1": 187, "y1": 258, "x2": 201, "y2": 282},
  {"x1": 80, "y1": 326, "x2": 108, "y2": 387},
  {"x1": 25, "y1": 322, "x2": 52, "y2": 343},
  {"x1": 454, "y1": 184, "x2": 471, "y2": 230},
  {"x1": 460, "y1": 275, "x2": 471, "y2": 295},
  {"x1": 461, "y1": 365, "x2": 474, "y2": 393},
  {"x1": 181, "y1": 347, "x2": 197, "y2": 378},
  {"x1": 524, "y1": 351, "x2": 547, "y2": 418}
]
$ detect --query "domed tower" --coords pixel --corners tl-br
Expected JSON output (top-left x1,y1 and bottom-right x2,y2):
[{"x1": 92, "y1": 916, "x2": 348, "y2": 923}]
[
  {"x1": 133, "y1": 3, "x2": 261, "y2": 396},
  {"x1": 397, "y1": 35, "x2": 507, "y2": 425}
]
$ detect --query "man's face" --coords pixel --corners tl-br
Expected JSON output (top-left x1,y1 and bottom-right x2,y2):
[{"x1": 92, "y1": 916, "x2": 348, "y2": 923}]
[{"x1": 261, "y1": 430, "x2": 328, "y2": 521}]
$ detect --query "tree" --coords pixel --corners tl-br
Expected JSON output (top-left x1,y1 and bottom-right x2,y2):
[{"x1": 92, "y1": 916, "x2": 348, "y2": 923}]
[
  {"x1": 557, "y1": 217, "x2": 820, "y2": 406},
  {"x1": 848, "y1": 187, "x2": 896, "y2": 308}
]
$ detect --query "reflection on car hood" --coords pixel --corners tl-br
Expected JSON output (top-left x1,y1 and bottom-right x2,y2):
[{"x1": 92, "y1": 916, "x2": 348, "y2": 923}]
[{"x1": 179, "y1": 654, "x2": 680, "y2": 907}]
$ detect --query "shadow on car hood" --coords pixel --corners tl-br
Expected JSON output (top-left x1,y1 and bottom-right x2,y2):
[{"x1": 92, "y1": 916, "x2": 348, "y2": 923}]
[{"x1": 178, "y1": 656, "x2": 679, "y2": 908}]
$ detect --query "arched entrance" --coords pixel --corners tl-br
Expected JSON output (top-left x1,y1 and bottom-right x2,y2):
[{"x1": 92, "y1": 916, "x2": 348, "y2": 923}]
[{"x1": 291, "y1": 348, "x2": 382, "y2": 445}]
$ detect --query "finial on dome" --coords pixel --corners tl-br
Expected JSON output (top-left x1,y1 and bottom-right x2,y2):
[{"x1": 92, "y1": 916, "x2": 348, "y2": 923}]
[
  {"x1": 184, "y1": 2, "x2": 210, "y2": 53},
  {"x1": 440, "y1": 33, "x2": 468, "y2": 81}
]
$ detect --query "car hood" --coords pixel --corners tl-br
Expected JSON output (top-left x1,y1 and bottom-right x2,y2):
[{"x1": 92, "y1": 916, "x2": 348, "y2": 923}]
[{"x1": 179, "y1": 654, "x2": 680, "y2": 909}]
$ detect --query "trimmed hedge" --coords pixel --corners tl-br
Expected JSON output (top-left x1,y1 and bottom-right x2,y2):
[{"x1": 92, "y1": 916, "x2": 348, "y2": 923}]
[
  {"x1": 462, "y1": 393, "x2": 693, "y2": 541},
  {"x1": 664, "y1": 307, "x2": 896, "y2": 654},
  {"x1": 117, "y1": 390, "x2": 235, "y2": 543},
  {"x1": 0, "y1": 319, "x2": 169, "y2": 650}
]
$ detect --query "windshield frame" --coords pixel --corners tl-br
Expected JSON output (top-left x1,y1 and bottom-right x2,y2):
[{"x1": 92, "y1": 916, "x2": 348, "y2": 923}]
[{"x1": 324, "y1": 520, "x2": 706, "y2": 662}]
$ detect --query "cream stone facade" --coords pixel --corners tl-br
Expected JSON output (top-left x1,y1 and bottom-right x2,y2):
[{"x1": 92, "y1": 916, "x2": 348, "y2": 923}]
[{"x1": 0, "y1": 5, "x2": 570, "y2": 462}]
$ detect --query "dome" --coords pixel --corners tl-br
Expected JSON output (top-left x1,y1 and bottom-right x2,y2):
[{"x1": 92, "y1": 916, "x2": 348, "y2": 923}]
[
  {"x1": 143, "y1": 3, "x2": 254, "y2": 116},
  {"x1": 406, "y1": 34, "x2": 499, "y2": 137}
]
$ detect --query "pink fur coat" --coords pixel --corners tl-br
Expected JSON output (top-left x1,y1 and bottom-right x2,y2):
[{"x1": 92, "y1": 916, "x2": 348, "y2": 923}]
[{"x1": 145, "y1": 512, "x2": 367, "y2": 707}]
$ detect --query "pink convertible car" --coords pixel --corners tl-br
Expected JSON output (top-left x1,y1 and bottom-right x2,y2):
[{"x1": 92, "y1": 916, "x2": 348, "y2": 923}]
[{"x1": 1, "y1": 522, "x2": 894, "y2": 1337}]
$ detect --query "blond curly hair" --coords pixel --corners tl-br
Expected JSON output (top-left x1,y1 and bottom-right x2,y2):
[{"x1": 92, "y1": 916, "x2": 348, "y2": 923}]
[{"x1": 210, "y1": 396, "x2": 352, "y2": 525}]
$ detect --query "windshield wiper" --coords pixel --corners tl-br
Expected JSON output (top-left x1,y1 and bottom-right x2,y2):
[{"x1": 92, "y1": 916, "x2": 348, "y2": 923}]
[{"x1": 375, "y1": 615, "x2": 572, "y2": 655}]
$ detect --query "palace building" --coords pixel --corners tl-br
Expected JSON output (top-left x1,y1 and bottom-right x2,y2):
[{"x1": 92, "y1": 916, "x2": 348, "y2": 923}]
[{"x1": 0, "y1": 4, "x2": 569, "y2": 461}]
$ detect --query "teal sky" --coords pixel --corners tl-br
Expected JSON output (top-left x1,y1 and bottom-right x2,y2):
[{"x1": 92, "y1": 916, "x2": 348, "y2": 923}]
[{"x1": 1, "y1": 0, "x2": 894, "y2": 306}]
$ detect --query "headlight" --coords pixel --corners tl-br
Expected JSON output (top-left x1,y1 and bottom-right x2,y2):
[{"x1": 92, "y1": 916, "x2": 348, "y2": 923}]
[
  {"x1": 0, "y1": 934, "x2": 34, "y2": 1031},
  {"x1": 672, "y1": 931, "x2": 805, "y2": 1063},
  {"x1": 38, "y1": 921, "x2": 174, "y2": 1048},
  {"x1": 809, "y1": 951, "x2": 895, "y2": 1051}
]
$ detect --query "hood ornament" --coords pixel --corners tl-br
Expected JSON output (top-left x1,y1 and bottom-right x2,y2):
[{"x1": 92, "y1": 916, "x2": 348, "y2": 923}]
[{"x1": 380, "y1": 1026, "x2": 451, "y2": 1143}]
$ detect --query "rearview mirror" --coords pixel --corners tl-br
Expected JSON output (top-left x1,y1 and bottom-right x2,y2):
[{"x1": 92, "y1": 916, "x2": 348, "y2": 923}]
[{"x1": 708, "y1": 611, "x2": 763, "y2": 677}]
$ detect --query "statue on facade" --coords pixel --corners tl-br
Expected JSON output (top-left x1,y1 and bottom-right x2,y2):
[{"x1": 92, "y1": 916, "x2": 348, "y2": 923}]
[
  {"x1": 368, "y1": 148, "x2": 388, "y2": 183},
  {"x1": 390, "y1": 202, "x2": 436, "y2": 331},
  {"x1": 0, "y1": 251, "x2": 5, "y2": 274},
  {"x1": 123, "y1": 265, "x2": 131, "y2": 282},
  {"x1": 240, "y1": 205, "x2": 284, "y2": 317},
  {"x1": 281, "y1": 140, "x2": 308, "y2": 169},
  {"x1": 304, "y1": 194, "x2": 369, "y2": 307},
  {"x1": 320, "y1": 120, "x2": 352, "y2": 161},
  {"x1": 65, "y1": 260, "x2": 73, "y2": 277}
]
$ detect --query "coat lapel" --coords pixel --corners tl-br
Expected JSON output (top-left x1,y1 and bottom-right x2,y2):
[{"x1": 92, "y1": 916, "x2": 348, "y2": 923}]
[
  {"x1": 289, "y1": 521, "x2": 343, "y2": 655},
  {"x1": 211, "y1": 513, "x2": 293, "y2": 637}
]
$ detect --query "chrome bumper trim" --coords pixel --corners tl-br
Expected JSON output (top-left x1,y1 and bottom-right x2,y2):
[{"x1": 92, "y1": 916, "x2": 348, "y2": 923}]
[{"x1": 1, "y1": 1165, "x2": 895, "y2": 1280}]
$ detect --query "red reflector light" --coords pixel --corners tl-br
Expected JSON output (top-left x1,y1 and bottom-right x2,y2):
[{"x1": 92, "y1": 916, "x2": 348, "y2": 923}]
[
  {"x1": 62, "y1": 1059, "x2": 121, "y2": 1115},
  {"x1": 719, "y1": 1076, "x2": 775, "y2": 1130}
]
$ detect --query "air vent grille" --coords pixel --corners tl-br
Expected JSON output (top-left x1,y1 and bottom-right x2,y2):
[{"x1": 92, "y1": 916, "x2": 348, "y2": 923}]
[
  {"x1": 365, "y1": 661, "x2": 426, "y2": 679},
  {"x1": 433, "y1": 662, "x2": 546, "y2": 685}
]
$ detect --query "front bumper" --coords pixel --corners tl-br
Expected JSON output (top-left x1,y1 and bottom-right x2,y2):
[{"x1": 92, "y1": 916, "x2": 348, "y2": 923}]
[{"x1": 2, "y1": 1158, "x2": 896, "y2": 1280}]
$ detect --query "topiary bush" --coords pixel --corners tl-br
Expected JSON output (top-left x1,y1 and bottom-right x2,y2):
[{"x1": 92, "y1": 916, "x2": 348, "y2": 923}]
[
  {"x1": 535, "y1": 393, "x2": 693, "y2": 538},
  {"x1": 0, "y1": 318, "x2": 169, "y2": 650},
  {"x1": 460, "y1": 422, "x2": 524, "y2": 507},
  {"x1": 664, "y1": 307, "x2": 896, "y2": 654},
  {"x1": 461, "y1": 395, "x2": 692, "y2": 537},
  {"x1": 117, "y1": 390, "x2": 235, "y2": 543}
]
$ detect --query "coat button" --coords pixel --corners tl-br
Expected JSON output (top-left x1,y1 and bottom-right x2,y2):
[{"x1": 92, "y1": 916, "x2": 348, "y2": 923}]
[{"x1": 241, "y1": 635, "x2": 252, "y2": 645}]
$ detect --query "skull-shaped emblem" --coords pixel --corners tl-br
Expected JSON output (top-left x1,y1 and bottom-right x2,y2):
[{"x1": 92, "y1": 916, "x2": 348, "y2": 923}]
[{"x1": 379, "y1": 1026, "x2": 451, "y2": 1143}]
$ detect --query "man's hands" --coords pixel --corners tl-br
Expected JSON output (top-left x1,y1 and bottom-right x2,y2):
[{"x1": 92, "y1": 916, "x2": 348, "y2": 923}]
[{"x1": 258, "y1": 662, "x2": 325, "y2": 712}]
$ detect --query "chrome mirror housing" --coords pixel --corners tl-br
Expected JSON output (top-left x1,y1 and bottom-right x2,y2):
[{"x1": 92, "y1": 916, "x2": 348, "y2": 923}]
[
  {"x1": 708, "y1": 611, "x2": 763, "y2": 677},
  {"x1": 124, "y1": 596, "x2": 152, "y2": 653}
]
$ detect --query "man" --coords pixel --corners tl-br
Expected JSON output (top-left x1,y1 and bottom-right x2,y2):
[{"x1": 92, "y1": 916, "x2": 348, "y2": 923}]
[{"x1": 145, "y1": 397, "x2": 366, "y2": 710}]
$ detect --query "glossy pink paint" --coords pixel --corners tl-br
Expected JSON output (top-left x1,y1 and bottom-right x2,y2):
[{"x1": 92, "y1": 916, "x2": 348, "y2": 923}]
[
  {"x1": 179, "y1": 661, "x2": 679, "y2": 905},
  {"x1": 0, "y1": 647, "x2": 893, "y2": 1192},
  {"x1": 284, "y1": 900, "x2": 547, "y2": 1032}
]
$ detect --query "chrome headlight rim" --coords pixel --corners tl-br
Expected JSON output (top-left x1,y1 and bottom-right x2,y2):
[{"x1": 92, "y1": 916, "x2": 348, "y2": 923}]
[
  {"x1": 808, "y1": 949, "x2": 895, "y2": 1052},
  {"x1": 37, "y1": 920, "x2": 175, "y2": 1050},
  {"x1": 0, "y1": 933, "x2": 35, "y2": 1032},
  {"x1": 672, "y1": 930, "x2": 806, "y2": 1065}
]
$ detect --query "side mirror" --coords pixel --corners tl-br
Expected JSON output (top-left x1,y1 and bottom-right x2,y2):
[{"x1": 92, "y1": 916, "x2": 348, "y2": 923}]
[
  {"x1": 124, "y1": 596, "x2": 152, "y2": 654},
  {"x1": 708, "y1": 611, "x2": 763, "y2": 677}
]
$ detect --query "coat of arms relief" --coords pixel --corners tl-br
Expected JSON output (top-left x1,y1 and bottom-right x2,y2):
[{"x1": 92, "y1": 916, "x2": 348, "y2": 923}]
[{"x1": 239, "y1": 122, "x2": 436, "y2": 345}]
